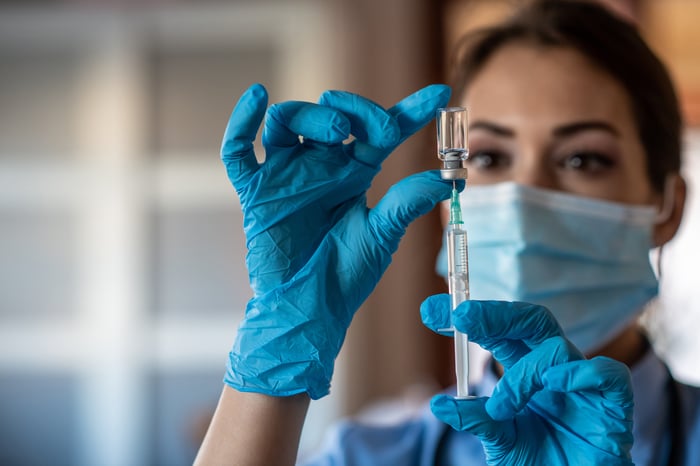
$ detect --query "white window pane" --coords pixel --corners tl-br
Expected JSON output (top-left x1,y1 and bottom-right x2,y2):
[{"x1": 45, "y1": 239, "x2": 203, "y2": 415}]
[
  {"x1": 0, "y1": 49, "x2": 81, "y2": 159},
  {"x1": 150, "y1": 46, "x2": 276, "y2": 155},
  {"x1": 0, "y1": 210, "x2": 77, "y2": 320},
  {"x1": 149, "y1": 371, "x2": 222, "y2": 465},
  {"x1": 0, "y1": 373, "x2": 79, "y2": 464},
  {"x1": 152, "y1": 207, "x2": 249, "y2": 316}
]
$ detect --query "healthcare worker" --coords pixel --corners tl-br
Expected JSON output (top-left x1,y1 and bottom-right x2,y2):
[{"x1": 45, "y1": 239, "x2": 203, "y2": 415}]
[{"x1": 195, "y1": 1, "x2": 700, "y2": 465}]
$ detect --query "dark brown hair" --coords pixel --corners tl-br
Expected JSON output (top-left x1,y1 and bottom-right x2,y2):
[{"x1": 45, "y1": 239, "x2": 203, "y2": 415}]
[{"x1": 449, "y1": 0, "x2": 682, "y2": 192}]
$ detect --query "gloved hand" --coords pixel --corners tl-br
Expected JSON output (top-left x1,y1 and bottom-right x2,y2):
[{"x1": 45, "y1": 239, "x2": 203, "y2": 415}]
[
  {"x1": 223, "y1": 83, "x2": 455, "y2": 399},
  {"x1": 421, "y1": 297, "x2": 634, "y2": 465}
]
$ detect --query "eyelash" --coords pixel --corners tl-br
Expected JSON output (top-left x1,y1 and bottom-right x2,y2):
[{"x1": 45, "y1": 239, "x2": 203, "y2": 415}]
[
  {"x1": 467, "y1": 150, "x2": 510, "y2": 170},
  {"x1": 467, "y1": 149, "x2": 616, "y2": 173},
  {"x1": 557, "y1": 151, "x2": 616, "y2": 173}
]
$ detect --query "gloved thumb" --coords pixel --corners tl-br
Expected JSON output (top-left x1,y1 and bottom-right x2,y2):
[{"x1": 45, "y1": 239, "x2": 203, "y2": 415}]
[
  {"x1": 368, "y1": 171, "x2": 457, "y2": 251},
  {"x1": 221, "y1": 83, "x2": 267, "y2": 193},
  {"x1": 431, "y1": 395, "x2": 503, "y2": 438},
  {"x1": 420, "y1": 293, "x2": 454, "y2": 336},
  {"x1": 431, "y1": 394, "x2": 514, "y2": 461},
  {"x1": 388, "y1": 84, "x2": 451, "y2": 146}
]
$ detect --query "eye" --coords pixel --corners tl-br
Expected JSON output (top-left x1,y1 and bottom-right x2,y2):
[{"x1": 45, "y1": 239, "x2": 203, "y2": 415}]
[
  {"x1": 467, "y1": 150, "x2": 510, "y2": 171},
  {"x1": 558, "y1": 152, "x2": 615, "y2": 173}
]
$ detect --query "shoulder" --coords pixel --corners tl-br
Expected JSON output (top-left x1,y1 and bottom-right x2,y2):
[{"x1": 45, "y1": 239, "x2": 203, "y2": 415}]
[
  {"x1": 675, "y1": 380, "x2": 700, "y2": 463},
  {"x1": 677, "y1": 380, "x2": 700, "y2": 422},
  {"x1": 678, "y1": 379, "x2": 700, "y2": 406}
]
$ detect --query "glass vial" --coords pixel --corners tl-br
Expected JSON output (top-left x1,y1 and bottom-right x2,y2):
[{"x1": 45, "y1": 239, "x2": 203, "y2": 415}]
[{"x1": 436, "y1": 107, "x2": 468, "y2": 180}]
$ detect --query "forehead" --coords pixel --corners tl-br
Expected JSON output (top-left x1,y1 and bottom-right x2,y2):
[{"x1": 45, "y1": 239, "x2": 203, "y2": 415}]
[{"x1": 463, "y1": 43, "x2": 637, "y2": 131}]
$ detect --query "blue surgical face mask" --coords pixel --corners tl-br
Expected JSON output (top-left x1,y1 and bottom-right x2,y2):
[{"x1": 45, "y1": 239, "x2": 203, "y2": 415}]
[{"x1": 436, "y1": 182, "x2": 660, "y2": 354}]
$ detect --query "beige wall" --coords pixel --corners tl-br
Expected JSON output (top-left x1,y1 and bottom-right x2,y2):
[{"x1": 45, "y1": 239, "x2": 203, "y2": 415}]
[{"x1": 327, "y1": 0, "x2": 453, "y2": 414}]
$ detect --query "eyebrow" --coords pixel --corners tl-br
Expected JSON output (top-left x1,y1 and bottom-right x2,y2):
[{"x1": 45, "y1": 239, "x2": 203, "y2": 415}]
[
  {"x1": 552, "y1": 121, "x2": 620, "y2": 138},
  {"x1": 469, "y1": 121, "x2": 514, "y2": 137},
  {"x1": 468, "y1": 120, "x2": 620, "y2": 138}
]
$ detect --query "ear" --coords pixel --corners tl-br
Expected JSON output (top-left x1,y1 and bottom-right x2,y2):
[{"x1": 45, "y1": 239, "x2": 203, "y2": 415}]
[{"x1": 653, "y1": 174, "x2": 687, "y2": 247}]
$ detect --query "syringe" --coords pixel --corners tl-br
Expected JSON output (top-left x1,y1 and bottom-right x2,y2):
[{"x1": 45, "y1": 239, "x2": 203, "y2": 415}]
[
  {"x1": 436, "y1": 107, "x2": 472, "y2": 399},
  {"x1": 446, "y1": 185, "x2": 471, "y2": 398}
]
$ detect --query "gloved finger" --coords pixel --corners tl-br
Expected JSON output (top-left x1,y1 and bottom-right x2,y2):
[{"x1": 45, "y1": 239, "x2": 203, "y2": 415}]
[
  {"x1": 454, "y1": 300, "x2": 566, "y2": 367},
  {"x1": 430, "y1": 395, "x2": 511, "y2": 447},
  {"x1": 221, "y1": 83, "x2": 267, "y2": 192},
  {"x1": 262, "y1": 100, "x2": 350, "y2": 149},
  {"x1": 543, "y1": 356, "x2": 633, "y2": 405},
  {"x1": 368, "y1": 171, "x2": 456, "y2": 252},
  {"x1": 318, "y1": 90, "x2": 401, "y2": 153},
  {"x1": 542, "y1": 357, "x2": 634, "y2": 457},
  {"x1": 486, "y1": 336, "x2": 582, "y2": 421},
  {"x1": 387, "y1": 84, "x2": 452, "y2": 145},
  {"x1": 420, "y1": 293, "x2": 453, "y2": 336},
  {"x1": 454, "y1": 301, "x2": 564, "y2": 346},
  {"x1": 420, "y1": 296, "x2": 530, "y2": 366}
]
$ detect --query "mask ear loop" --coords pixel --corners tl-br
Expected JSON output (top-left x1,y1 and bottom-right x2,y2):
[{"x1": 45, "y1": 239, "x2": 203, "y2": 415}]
[
  {"x1": 654, "y1": 174, "x2": 677, "y2": 224},
  {"x1": 656, "y1": 245, "x2": 664, "y2": 279},
  {"x1": 653, "y1": 174, "x2": 678, "y2": 279},
  {"x1": 642, "y1": 175, "x2": 676, "y2": 342}
]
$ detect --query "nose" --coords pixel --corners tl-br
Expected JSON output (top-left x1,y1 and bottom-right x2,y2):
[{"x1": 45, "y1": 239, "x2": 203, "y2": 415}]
[{"x1": 511, "y1": 149, "x2": 558, "y2": 190}]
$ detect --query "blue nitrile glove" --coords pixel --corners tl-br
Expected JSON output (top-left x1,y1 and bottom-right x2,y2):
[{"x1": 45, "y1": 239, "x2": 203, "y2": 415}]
[
  {"x1": 421, "y1": 296, "x2": 634, "y2": 465},
  {"x1": 222, "y1": 83, "x2": 455, "y2": 400}
]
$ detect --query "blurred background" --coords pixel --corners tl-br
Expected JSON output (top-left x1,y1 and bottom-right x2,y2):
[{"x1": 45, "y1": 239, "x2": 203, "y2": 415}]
[{"x1": 0, "y1": 0, "x2": 698, "y2": 464}]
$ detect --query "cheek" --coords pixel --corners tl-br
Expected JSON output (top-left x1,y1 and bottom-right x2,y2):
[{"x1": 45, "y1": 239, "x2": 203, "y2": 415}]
[
  {"x1": 558, "y1": 181, "x2": 630, "y2": 203},
  {"x1": 555, "y1": 166, "x2": 653, "y2": 205},
  {"x1": 598, "y1": 97, "x2": 654, "y2": 203},
  {"x1": 616, "y1": 141, "x2": 655, "y2": 204}
]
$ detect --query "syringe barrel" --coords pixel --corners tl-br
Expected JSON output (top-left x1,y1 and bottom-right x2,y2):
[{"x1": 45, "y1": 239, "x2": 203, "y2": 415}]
[
  {"x1": 446, "y1": 223, "x2": 471, "y2": 398},
  {"x1": 446, "y1": 225, "x2": 469, "y2": 307}
]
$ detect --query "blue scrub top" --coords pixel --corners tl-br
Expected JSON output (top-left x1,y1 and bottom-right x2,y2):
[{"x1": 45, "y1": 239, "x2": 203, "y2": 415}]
[{"x1": 301, "y1": 349, "x2": 700, "y2": 466}]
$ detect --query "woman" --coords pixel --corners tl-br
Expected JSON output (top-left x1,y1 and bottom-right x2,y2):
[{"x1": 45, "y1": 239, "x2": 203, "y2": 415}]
[{"x1": 196, "y1": 1, "x2": 699, "y2": 464}]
